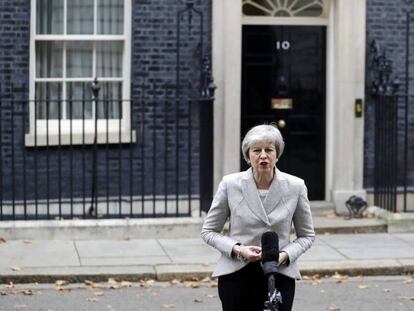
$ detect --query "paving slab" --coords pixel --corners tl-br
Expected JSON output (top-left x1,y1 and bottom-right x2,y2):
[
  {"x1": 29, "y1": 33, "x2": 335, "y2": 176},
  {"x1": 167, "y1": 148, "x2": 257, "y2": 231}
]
[
  {"x1": 75, "y1": 239, "x2": 165, "y2": 258},
  {"x1": 0, "y1": 240, "x2": 80, "y2": 268},
  {"x1": 313, "y1": 216, "x2": 387, "y2": 234},
  {"x1": 317, "y1": 233, "x2": 407, "y2": 248},
  {"x1": 337, "y1": 246, "x2": 414, "y2": 260},
  {"x1": 80, "y1": 256, "x2": 171, "y2": 266},
  {"x1": 158, "y1": 238, "x2": 220, "y2": 264},
  {"x1": 391, "y1": 233, "x2": 414, "y2": 245},
  {"x1": 298, "y1": 244, "x2": 347, "y2": 261}
]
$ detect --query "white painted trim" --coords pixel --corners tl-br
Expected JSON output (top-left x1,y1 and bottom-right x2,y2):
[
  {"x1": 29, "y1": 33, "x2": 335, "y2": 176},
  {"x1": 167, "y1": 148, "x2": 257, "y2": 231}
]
[
  {"x1": 29, "y1": 0, "x2": 36, "y2": 135},
  {"x1": 242, "y1": 16, "x2": 329, "y2": 25},
  {"x1": 325, "y1": 1, "x2": 335, "y2": 201},
  {"x1": 28, "y1": 0, "x2": 133, "y2": 146},
  {"x1": 35, "y1": 77, "x2": 124, "y2": 82},
  {"x1": 25, "y1": 129, "x2": 137, "y2": 146},
  {"x1": 34, "y1": 35, "x2": 125, "y2": 40},
  {"x1": 123, "y1": 0, "x2": 132, "y2": 113},
  {"x1": 212, "y1": 0, "x2": 367, "y2": 206}
]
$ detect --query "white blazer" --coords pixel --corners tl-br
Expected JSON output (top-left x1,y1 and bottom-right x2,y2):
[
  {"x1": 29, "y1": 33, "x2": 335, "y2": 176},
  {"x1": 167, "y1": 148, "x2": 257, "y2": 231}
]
[{"x1": 201, "y1": 168, "x2": 315, "y2": 279}]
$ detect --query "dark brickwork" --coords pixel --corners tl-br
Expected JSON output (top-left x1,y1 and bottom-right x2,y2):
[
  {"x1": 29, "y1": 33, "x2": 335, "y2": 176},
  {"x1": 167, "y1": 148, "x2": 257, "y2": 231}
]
[
  {"x1": 365, "y1": 0, "x2": 414, "y2": 189},
  {"x1": 0, "y1": 0, "x2": 212, "y2": 215}
]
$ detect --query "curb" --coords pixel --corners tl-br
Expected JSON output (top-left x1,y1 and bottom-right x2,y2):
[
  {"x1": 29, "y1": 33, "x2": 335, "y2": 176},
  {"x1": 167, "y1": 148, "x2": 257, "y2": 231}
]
[{"x1": 1, "y1": 262, "x2": 413, "y2": 284}]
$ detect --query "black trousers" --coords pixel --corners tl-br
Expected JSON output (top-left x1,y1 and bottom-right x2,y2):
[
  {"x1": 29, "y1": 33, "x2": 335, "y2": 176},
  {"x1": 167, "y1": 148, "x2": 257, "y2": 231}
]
[{"x1": 218, "y1": 262, "x2": 295, "y2": 311}]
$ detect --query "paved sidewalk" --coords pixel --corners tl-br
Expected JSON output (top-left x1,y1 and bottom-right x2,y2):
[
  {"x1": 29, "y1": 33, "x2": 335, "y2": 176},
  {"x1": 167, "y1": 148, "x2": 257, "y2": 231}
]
[{"x1": 1, "y1": 233, "x2": 414, "y2": 283}]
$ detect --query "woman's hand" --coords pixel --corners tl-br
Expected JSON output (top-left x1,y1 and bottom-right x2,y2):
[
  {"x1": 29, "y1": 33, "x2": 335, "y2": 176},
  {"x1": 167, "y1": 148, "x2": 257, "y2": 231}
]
[
  {"x1": 278, "y1": 251, "x2": 289, "y2": 265},
  {"x1": 238, "y1": 245, "x2": 262, "y2": 262}
]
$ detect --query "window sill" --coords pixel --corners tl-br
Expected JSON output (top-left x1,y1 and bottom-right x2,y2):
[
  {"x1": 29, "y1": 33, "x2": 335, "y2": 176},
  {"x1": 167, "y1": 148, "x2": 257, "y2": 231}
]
[{"x1": 25, "y1": 130, "x2": 137, "y2": 147}]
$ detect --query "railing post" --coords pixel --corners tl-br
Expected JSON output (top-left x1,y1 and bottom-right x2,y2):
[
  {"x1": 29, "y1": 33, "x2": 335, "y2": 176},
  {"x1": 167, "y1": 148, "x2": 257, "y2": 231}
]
[
  {"x1": 370, "y1": 41, "x2": 400, "y2": 213},
  {"x1": 90, "y1": 77, "x2": 100, "y2": 217},
  {"x1": 199, "y1": 57, "x2": 216, "y2": 215}
]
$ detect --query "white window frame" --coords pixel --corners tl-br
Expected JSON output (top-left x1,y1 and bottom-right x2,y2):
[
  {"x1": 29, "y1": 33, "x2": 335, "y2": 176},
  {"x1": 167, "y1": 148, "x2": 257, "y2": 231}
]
[{"x1": 27, "y1": 0, "x2": 134, "y2": 146}]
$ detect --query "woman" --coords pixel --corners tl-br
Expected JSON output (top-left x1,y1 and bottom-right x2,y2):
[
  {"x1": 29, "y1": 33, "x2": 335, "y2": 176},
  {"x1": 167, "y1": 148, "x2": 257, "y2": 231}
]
[{"x1": 201, "y1": 124, "x2": 315, "y2": 311}]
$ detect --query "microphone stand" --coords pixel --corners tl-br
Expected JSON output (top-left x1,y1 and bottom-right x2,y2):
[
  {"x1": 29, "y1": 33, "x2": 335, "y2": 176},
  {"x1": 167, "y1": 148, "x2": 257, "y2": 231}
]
[{"x1": 264, "y1": 274, "x2": 282, "y2": 311}]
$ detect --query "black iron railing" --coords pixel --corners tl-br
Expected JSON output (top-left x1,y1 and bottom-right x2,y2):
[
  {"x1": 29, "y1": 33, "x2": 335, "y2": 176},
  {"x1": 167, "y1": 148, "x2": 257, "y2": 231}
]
[
  {"x1": 370, "y1": 39, "x2": 413, "y2": 213},
  {"x1": 0, "y1": 83, "x2": 214, "y2": 220}
]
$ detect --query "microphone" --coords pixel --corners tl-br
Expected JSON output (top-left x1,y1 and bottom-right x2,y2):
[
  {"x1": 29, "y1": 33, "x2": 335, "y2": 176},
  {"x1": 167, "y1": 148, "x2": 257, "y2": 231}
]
[{"x1": 261, "y1": 231, "x2": 279, "y2": 275}]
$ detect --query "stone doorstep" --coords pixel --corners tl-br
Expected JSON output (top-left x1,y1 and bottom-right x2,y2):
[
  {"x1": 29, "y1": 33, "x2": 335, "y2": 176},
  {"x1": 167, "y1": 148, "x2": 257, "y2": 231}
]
[
  {"x1": 1, "y1": 207, "x2": 413, "y2": 241},
  {"x1": 373, "y1": 207, "x2": 414, "y2": 233},
  {"x1": 1, "y1": 261, "x2": 414, "y2": 284},
  {"x1": 0, "y1": 217, "x2": 204, "y2": 240},
  {"x1": 0, "y1": 218, "x2": 391, "y2": 240}
]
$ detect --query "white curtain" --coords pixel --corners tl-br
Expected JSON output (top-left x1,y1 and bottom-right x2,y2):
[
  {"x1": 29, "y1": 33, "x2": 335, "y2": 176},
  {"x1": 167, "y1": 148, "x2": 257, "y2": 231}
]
[
  {"x1": 35, "y1": 82, "x2": 61, "y2": 119},
  {"x1": 36, "y1": 41, "x2": 63, "y2": 78},
  {"x1": 96, "y1": 82, "x2": 122, "y2": 119},
  {"x1": 98, "y1": 0, "x2": 124, "y2": 35},
  {"x1": 67, "y1": 0, "x2": 94, "y2": 34},
  {"x1": 96, "y1": 42, "x2": 122, "y2": 77},
  {"x1": 36, "y1": 0, "x2": 64, "y2": 34},
  {"x1": 67, "y1": 82, "x2": 93, "y2": 119},
  {"x1": 35, "y1": 0, "x2": 124, "y2": 120},
  {"x1": 66, "y1": 41, "x2": 93, "y2": 78}
]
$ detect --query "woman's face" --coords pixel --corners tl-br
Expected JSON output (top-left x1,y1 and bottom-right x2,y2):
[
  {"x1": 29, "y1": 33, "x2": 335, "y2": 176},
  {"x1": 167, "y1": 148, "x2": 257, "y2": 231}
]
[{"x1": 248, "y1": 141, "x2": 278, "y2": 175}]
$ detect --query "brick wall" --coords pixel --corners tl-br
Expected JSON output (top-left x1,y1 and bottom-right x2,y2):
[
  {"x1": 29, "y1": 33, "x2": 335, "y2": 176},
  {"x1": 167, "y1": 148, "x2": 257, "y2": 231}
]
[
  {"x1": 0, "y1": 0, "x2": 212, "y2": 215},
  {"x1": 365, "y1": 0, "x2": 414, "y2": 189}
]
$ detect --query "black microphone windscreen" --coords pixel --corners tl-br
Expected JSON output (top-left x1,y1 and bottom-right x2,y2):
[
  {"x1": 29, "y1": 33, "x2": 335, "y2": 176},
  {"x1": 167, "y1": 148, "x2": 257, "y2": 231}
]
[{"x1": 261, "y1": 231, "x2": 279, "y2": 263}]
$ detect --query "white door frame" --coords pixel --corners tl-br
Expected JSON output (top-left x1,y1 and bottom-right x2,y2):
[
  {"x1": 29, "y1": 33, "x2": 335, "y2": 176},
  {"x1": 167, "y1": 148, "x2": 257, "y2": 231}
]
[{"x1": 212, "y1": 0, "x2": 367, "y2": 213}]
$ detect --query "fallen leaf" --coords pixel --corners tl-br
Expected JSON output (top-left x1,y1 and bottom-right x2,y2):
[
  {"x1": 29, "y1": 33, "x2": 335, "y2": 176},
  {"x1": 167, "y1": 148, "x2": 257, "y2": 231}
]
[
  {"x1": 120, "y1": 281, "x2": 132, "y2": 287},
  {"x1": 87, "y1": 297, "x2": 99, "y2": 302},
  {"x1": 23, "y1": 240, "x2": 32, "y2": 244},
  {"x1": 14, "y1": 305, "x2": 27, "y2": 309},
  {"x1": 384, "y1": 288, "x2": 392, "y2": 292},
  {"x1": 209, "y1": 280, "x2": 218, "y2": 288},
  {"x1": 170, "y1": 279, "x2": 181, "y2": 285},
  {"x1": 55, "y1": 280, "x2": 68, "y2": 286},
  {"x1": 139, "y1": 279, "x2": 155, "y2": 288},
  {"x1": 200, "y1": 277, "x2": 211, "y2": 283},
  {"x1": 194, "y1": 298, "x2": 203, "y2": 303},
  {"x1": 403, "y1": 278, "x2": 413, "y2": 284},
  {"x1": 21, "y1": 290, "x2": 33, "y2": 296},
  {"x1": 184, "y1": 282, "x2": 199, "y2": 288},
  {"x1": 5, "y1": 282, "x2": 14, "y2": 288},
  {"x1": 207, "y1": 294, "x2": 217, "y2": 298},
  {"x1": 302, "y1": 276, "x2": 312, "y2": 281},
  {"x1": 398, "y1": 296, "x2": 414, "y2": 301},
  {"x1": 118, "y1": 236, "x2": 130, "y2": 241},
  {"x1": 0, "y1": 237, "x2": 6, "y2": 244},
  {"x1": 162, "y1": 304, "x2": 175, "y2": 309},
  {"x1": 56, "y1": 286, "x2": 71, "y2": 293},
  {"x1": 0, "y1": 290, "x2": 7, "y2": 295},
  {"x1": 94, "y1": 291, "x2": 104, "y2": 296},
  {"x1": 332, "y1": 272, "x2": 349, "y2": 284},
  {"x1": 326, "y1": 305, "x2": 340, "y2": 311},
  {"x1": 202, "y1": 262, "x2": 211, "y2": 267},
  {"x1": 326, "y1": 211, "x2": 337, "y2": 219},
  {"x1": 109, "y1": 284, "x2": 120, "y2": 289},
  {"x1": 358, "y1": 285, "x2": 369, "y2": 289},
  {"x1": 312, "y1": 274, "x2": 321, "y2": 280},
  {"x1": 84, "y1": 280, "x2": 101, "y2": 289},
  {"x1": 108, "y1": 278, "x2": 120, "y2": 289},
  {"x1": 11, "y1": 267, "x2": 21, "y2": 272}
]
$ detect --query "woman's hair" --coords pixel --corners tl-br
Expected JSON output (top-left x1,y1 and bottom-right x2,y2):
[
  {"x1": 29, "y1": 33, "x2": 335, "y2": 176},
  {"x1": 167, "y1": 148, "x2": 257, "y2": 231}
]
[{"x1": 241, "y1": 124, "x2": 285, "y2": 164}]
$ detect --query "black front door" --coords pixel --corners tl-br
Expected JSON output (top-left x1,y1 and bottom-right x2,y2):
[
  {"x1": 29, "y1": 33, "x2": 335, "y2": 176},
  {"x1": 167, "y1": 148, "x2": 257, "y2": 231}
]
[{"x1": 241, "y1": 26, "x2": 326, "y2": 200}]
